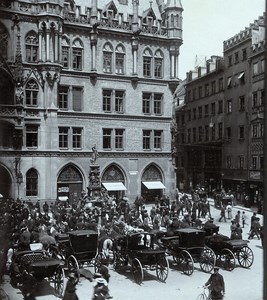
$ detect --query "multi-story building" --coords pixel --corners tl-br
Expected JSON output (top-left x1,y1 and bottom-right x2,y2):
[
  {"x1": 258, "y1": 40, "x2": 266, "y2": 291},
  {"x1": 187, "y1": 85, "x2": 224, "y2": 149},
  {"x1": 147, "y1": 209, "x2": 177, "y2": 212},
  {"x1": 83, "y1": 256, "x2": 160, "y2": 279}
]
[
  {"x1": 177, "y1": 56, "x2": 224, "y2": 193},
  {"x1": 0, "y1": 0, "x2": 183, "y2": 203},
  {"x1": 175, "y1": 14, "x2": 265, "y2": 206},
  {"x1": 223, "y1": 15, "x2": 265, "y2": 205}
]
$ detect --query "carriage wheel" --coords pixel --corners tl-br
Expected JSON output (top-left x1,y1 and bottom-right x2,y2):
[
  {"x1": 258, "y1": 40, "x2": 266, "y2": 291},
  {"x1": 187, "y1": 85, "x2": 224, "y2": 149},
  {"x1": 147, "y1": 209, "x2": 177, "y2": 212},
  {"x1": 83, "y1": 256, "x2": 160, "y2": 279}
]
[
  {"x1": 177, "y1": 250, "x2": 194, "y2": 276},
  {"x1": 199, "y1": 247, "x2": 216, "y2": 273},
  {"x1": 54, "y1": 265, "x2": 65, "y2": 298},
  {"x1": 132, "y1": 258, "x2": 143, "y2": 284},
  {"x1": 219, "y1": 248, "x2": 235, "y2": 271},
  {"x1": 237, "y1": 246, "x2": 254, "y2": 268},
  {"x1": 156, "y1": 256, "x2": 169, "y2": 282},
  {"x1": 67, "y1": 255, "x2": 80, "y2": 285}
]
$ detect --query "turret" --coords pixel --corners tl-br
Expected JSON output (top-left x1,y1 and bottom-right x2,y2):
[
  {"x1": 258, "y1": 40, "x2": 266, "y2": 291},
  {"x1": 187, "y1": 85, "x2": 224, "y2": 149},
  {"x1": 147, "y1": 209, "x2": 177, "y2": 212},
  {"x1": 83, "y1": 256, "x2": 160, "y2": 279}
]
[{"x1": 164, "y1": 0, "x2": 183, "y2": 39}]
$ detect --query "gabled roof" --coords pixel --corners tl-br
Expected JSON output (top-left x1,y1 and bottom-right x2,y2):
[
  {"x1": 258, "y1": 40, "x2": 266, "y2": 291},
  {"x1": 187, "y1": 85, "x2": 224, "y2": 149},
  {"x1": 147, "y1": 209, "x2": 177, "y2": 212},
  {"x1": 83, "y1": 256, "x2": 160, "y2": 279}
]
[{"x1": 142, "y1": 7, "x2": 157, "y2": 20}]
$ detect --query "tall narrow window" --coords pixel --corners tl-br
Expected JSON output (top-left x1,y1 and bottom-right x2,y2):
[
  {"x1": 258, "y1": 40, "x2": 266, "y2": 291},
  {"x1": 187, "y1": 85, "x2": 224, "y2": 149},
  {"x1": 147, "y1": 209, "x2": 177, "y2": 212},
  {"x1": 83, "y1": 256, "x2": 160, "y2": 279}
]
[
  {"x1": 59, "y1": 127, "x2": 69, "y2": 148},
  {"x1": 142, "y1": 93, "x2": 151, "y2": 114},
  {"x1": 218, "y1": 122, "x2": 223, "y2": 139},
  {"x1": 103, "y1": 129, "x2": 112, "y2": 149},
  {"x1": 103, "y1": 90, "x2": 112, "y2": 112},
  {"x1": 26, "y1": 125, "x2": 38, "y2": 148},
  {"x1": 205, "y1": 126, "x2": 209, "y2": 141},
  {"x1": 115, "y1": 90, "x2": 124, "y2": 113},
  {"x1": 143, "y1": 130, "x2": 151, "y2": 150},
  {"x1": 0, "y1": 23, "x2": 8, "y2": 60},
  {"x1": 252, "y1": 156, "x2": 257, "y2": 170},
  {"x1": 239, "y1": 96, "x2": 245, "y2": 111},
  {"x1": 154, "y1": 50, "x2": 163, "y2": 78},
  {"x1": 26, "y1": 168, "x2": 38, "y2": 196},
  {"x1": 72, "y1": 39, "x2": 83, "y2": 70},
  {"x1": 115, "y1": 129, "x2": 124, "y2": 149},
  {"x1": 58, "y1": 86, "x2": 69, "y2": 109},
  {"x1": 72, "y1": 87, "x2": 82, "y2": 111},
  {"x1": 62, "y1": 37, "x2": 70, "y2": 68},
  {"x1": 72, "y1": 128, "x2": 82, "y2": 149},
  {"x1": 154, "y1": 94, "x2": 162, "y2": 115},
  {"x1": 143, "y1": 48, "x2": 152, "y2": 77},
  {"x1": 115, "y1": 44, "x2": 125, "y2": 74},
  {"x1": 103, "y1": 43, "x2": 113, "y2": 73},
  {"x1": 25, "y1": 79, "x2": 38, "y2": 106},
  {"x1": 25, "y1": 31, "x2": 38, "y2": 62},
  {"x1": 154, "y1": 130, "x2": 162, "y2": 149},
  {"x1": 227, "y1": 100, "x2": 232, "y2": 113}
]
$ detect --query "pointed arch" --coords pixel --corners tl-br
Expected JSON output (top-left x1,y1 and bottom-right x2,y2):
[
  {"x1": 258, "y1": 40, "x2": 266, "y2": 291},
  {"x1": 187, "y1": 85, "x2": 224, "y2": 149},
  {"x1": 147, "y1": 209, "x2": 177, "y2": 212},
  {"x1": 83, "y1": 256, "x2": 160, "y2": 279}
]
[
  {"x1": 103, "y1": 42, "x2": 114, "y2": 73},
  {"x1": 72, "y1": 38, "x2": 83, "y2": 70},
  {"x1": 62, "y1": 35, "x2": 70, "y2": 68},
  {"x1": 143, "y1": 47, "x2": 153, "y2": 77},
  {"x1": 141, "y1": 163, "x2": 165, "y2": 203},
  {"x1": 154, "y1": 49, "x2": 163, "y2": 78},
  {"x1": 57, "y1": 164, "x2": 84, "y2": 204},
  {"x1": 115, "y1": 44, "x2": 125, "y2": 74},
  {"x1": 102, "y1": 163, "x2": 126, "y2": 182},
  {"x1": 25, "y1": 30, "x2": 38, "y2": 63},
  {"x1": 25, "y1": 78, "x2": 39, "y2": 106}
]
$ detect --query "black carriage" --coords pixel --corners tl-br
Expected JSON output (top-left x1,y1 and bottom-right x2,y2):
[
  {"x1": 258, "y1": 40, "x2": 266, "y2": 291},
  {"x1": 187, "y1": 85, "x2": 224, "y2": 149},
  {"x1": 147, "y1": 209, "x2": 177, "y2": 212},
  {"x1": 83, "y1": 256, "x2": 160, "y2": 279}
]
[
  {"x1": 56, "y1": 229, "x2": 101, "y2": 283},
  {"x1": 160, "y1": 228, "x2": 216, "y2": 276},
  {"x1": 113, "y1": 231, "x2": 169, "y2": 284},
  {"x1": 205, "y1": 234, "x2": 254, "y2": 271},
  {"x1": 9, "y1": 243, "x2": 65, "y2": 298}
]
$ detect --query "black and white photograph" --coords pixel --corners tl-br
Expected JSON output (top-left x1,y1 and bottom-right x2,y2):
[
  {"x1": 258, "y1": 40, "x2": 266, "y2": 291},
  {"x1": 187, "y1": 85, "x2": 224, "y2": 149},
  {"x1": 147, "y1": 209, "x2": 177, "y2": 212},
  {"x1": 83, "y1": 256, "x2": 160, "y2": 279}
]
[{"x1": 0, "y1": 0, "x2": 265, "y2": 299}]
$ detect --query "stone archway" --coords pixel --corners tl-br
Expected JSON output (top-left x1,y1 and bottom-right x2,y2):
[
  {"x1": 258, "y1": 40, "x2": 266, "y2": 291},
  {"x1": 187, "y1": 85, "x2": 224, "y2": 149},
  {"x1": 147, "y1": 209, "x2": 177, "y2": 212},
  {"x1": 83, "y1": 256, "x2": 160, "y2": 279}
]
[
  {"x1": 141, "y1": 164, "x2": 165, "y2": 203},
  {"x1": 57, "y1": 165, "x2": 83, "y2": 204},
  {"x1": 101, "y1": 164, "x2": 126, "y2": 199},
  {"x1": 0, "y1": 165, "x2": 12, "y2": 198}
]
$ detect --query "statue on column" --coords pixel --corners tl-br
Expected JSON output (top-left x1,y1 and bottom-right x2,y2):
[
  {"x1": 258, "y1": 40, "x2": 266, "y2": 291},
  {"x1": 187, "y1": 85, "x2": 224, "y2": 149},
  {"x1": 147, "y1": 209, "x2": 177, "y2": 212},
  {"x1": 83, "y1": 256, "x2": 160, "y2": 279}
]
[{"x1": 90, "y1": 144, "x2": 99, "y2": 164}]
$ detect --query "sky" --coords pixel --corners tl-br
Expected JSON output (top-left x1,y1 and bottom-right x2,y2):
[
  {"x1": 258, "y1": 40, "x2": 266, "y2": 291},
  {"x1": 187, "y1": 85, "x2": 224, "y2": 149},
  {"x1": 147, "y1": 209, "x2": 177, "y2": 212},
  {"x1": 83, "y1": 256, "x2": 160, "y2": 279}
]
[{"x1": 178, "y1": 0, "x2": 266, "y2": 79}]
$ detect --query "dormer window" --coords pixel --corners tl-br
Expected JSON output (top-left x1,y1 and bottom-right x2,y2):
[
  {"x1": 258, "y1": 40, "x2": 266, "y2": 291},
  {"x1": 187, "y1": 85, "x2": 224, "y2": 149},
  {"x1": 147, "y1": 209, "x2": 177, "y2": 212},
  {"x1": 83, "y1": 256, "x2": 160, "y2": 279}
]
[{"x1": 102, "y1": 1, "x2": 118, "y2": 19}]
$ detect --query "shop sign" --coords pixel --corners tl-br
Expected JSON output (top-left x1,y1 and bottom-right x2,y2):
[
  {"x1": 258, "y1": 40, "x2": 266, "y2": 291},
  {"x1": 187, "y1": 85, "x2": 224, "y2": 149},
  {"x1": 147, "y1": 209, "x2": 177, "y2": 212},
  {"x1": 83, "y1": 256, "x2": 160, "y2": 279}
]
[
  {"x1": 58, "y1": 186, "x2": 69, "y2": 193},
  {"x1": 249, "y1": 171, "x2": 261, "y2": 180}
]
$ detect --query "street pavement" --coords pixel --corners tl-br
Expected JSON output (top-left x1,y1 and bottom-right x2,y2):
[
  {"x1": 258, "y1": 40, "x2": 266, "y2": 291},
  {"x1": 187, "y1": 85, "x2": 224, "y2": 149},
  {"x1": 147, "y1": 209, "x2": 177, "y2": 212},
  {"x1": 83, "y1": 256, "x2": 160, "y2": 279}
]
[{"x1": 1, "y1": 201, "x2": 264, "y2": 300}]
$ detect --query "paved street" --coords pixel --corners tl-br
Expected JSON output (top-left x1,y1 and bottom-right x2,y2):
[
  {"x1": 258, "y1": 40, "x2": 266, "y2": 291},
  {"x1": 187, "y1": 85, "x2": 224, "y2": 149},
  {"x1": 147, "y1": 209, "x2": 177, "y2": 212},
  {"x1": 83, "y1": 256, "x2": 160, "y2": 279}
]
[{"x1": 1, "y1": 202, "x2": 263, "y2": 300}]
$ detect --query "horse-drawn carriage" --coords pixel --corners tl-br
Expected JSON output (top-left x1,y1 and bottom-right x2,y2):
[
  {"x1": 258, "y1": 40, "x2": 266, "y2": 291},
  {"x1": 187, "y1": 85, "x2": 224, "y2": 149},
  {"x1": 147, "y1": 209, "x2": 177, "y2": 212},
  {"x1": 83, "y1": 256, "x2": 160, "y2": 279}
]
[
  {"x1": 159, "y1": 228, "x2": 216, "y2": 276},
  {"x1": 113, "y1": 231, "x2": 169, "y2": 284},
  {"x1": 55, "y1": 229, "x2": 102, "y2": 283},
  {"x1": 9, "y1": 243, "x2": 65, "y2": 298},
  {"x1": 205, "y1": 233, "x2": 254, "y2": 271}
]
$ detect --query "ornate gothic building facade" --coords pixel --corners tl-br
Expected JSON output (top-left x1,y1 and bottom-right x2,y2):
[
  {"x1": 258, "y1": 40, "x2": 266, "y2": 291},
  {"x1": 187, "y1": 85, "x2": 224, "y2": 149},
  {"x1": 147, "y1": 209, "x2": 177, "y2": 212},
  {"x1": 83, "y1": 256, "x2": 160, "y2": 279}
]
[{"x1": 0, "y1": 0, "x2": 182, "y2": 203}]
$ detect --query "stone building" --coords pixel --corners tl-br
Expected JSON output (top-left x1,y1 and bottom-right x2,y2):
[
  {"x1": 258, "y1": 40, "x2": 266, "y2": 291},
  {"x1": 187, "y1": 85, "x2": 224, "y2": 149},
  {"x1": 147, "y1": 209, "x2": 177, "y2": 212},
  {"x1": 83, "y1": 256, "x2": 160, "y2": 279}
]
[
  {"x1": 0, "y1": 0, "x2": 183, "y2": 203},
  {"x1": 175, "y1": 14, "x2": 265, "y2": 206}
]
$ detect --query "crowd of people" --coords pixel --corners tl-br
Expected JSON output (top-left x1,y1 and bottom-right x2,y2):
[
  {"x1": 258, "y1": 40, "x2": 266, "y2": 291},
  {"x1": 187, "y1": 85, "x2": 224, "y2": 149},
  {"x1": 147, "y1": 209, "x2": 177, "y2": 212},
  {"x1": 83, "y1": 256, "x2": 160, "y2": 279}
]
[{"x1": 0, "y1": 187, "x2": 264, "y2": 299}]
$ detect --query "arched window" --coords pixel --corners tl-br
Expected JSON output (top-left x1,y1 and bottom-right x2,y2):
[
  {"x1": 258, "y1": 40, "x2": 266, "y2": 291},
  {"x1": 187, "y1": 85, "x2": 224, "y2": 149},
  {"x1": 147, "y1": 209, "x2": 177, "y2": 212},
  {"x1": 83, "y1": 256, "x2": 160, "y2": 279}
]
[
  {"x1": 72, "y1": 38, "x2": 83, "y2": 70},
  {"x1": 0, "y1": 23, "x2": 8, "y2": 60},
  {"x1": 25, "y1": 79, "x2": 39, "y2": 106},
  {"x1": 103, "y1": 42, "x2": 113, "y2": 73},
  {"x1": 154, "y1": 50, "x2": 163, "y2": 78},
  {"x1": 25, "y1": 31, "x2": 38, "y2": 62},
  {"x1": 26, "y1": 168, "x2": 38, "y2": 196},
  {"x1": 62, "y1": 36, "x2": 70, "y2": 68},
  {"x1": 115, "y1": 44, "x2": 125, "y2": 74},
  {"x1": 143, "y1": 48, "x2": 152, "y2": 77}
]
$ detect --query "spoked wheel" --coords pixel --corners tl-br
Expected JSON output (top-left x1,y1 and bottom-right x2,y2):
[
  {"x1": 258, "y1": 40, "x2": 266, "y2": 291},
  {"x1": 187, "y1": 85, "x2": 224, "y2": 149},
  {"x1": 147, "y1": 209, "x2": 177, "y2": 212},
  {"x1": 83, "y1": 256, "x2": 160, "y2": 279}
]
[
  {"x1": 199, "y1": 247, "x2": 216, "y2": 273},
  {"x1": 237, "y1": 246, "x2": 254, "y2": 268},
  {"x1": 132, "y1": 258, "x2": 143, "y2": 284},
  {"x1": 67, "y1": 255, "x2": 80, "y2": 285},
  {"x1": 53, "y1": 265, "x2": 65, "y2": 298},
  {"x1": 177, "y1": 250, "x2": 194, "y2": 276},
  {"x1": 156, "y1": 256, "x2": 169, "y2": 282},
  {"x1": 219, "y1": 248, "x2": 235, "y2": 271}
]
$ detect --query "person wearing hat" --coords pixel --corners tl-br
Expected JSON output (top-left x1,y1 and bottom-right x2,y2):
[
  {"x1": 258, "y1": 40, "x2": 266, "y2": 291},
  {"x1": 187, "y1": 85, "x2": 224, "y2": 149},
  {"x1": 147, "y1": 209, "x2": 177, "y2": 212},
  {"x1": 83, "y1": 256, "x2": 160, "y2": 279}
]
[
  {"x1": 204, "y1": 267, "x2": 225, "y2": 299},
  {"x1": 92, "y1": 273, "x2": 112, "y2": 300}
]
